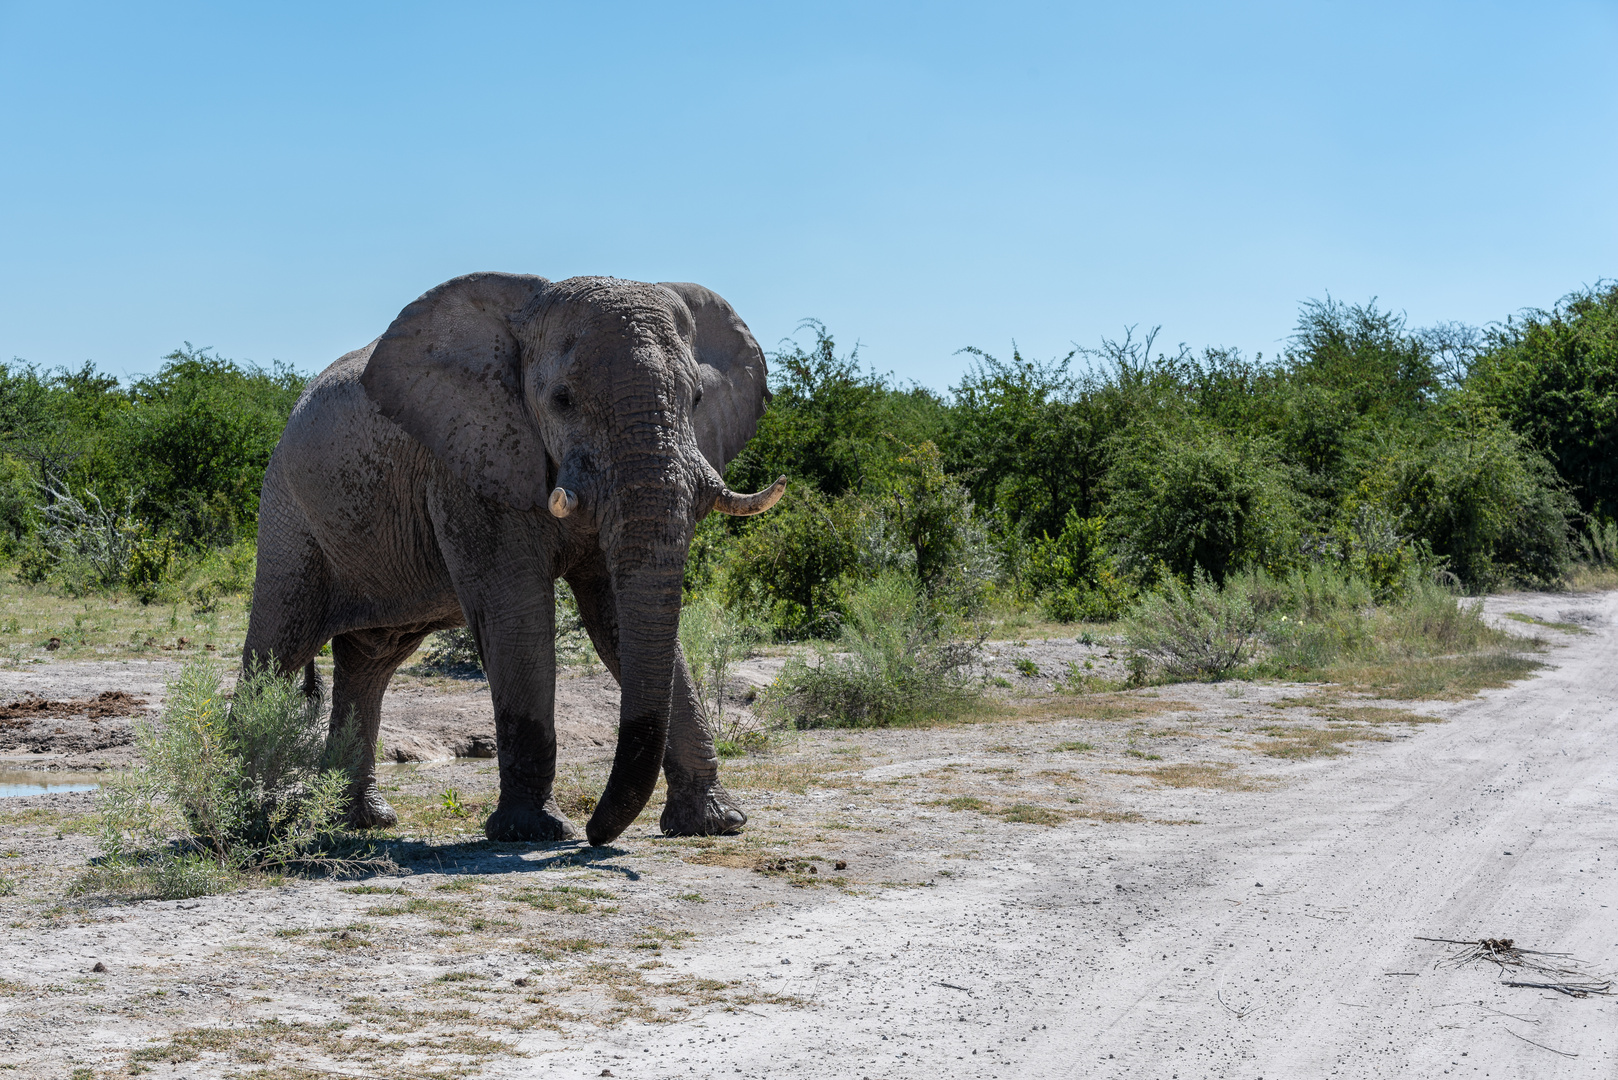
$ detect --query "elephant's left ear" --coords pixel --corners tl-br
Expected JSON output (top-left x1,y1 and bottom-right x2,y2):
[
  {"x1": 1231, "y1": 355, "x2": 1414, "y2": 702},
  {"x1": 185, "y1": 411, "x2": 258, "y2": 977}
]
[
  {"x1": 360, "y1": 272, "x2": 554, "y2": 510},
  {"x1": 658, "y1": 283, "x2": 771, "y2": 471}
]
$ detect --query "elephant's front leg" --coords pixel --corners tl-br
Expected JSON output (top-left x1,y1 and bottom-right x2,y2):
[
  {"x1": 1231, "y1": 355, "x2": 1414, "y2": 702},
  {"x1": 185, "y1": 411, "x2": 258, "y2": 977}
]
[
  {"x1": 566, "y1": 567, "x2": 746, "y2": 837},
  {"x1": 472, "y1": 582, "x2": 578, "y2": 843}
]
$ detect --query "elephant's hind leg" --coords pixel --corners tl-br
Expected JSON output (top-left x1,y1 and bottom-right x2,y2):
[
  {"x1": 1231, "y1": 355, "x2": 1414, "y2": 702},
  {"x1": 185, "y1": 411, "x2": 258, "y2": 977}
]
[
  {"x1": 329, "y1": 627, "x2": 430, "y2": 829},
  {"x1": 659, "y1": 652, "x2": 748, "y2": 837}
]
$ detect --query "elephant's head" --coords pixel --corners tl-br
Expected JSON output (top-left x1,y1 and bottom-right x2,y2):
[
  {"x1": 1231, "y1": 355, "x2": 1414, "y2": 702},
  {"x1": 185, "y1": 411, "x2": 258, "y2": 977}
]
[{"x1": 358, "y1": 272, "x2": 782, "y2": 845}]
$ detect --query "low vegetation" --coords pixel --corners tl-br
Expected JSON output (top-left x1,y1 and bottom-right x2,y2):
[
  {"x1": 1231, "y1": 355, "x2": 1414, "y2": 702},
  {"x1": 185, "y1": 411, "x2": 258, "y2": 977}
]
[
  {"x1": 83, "y1": 661, "x2": 381, "y2": 899},
  {"x1": 767, "y1": 573, "x2": 986, "y2": 728}
]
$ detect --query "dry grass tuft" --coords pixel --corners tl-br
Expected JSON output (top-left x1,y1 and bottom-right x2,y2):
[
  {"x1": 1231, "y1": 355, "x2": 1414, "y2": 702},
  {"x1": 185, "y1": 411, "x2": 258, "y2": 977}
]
[
  {"x1": 721, "y1": 756, "x2": 831, "y2": 795},
  {"x1": 1327, "y1": 652, "x2": 1541, "y2": 700},
  {"x1": 1563, "y1": 564, "x2": 1618, "y2": 591},
  {"x1": 1253, "y1": 724, "x2": 1390, "y2": 758},
  {"x1": 1066, "y1": 807, "x2": 1145, "y2": 823},
  {"x1": 1019, "y1": 693, "x2": 1200, "y2": 722},
  {"x1": 1111, "y1": 762, "x2": 1273, "y2": 791},
  {"x1": 554, "y1": 763, "x2": 609, "y2": 820},
  {"x1": 682, "y1": 844, "x2": 767, "y2": 870},
  {"x1": 1316, "y1": 704, "x2": 1439, "y2": 725},
  {"x1": 996, "y1": 803, "x2": 1066, "y2": 826}
]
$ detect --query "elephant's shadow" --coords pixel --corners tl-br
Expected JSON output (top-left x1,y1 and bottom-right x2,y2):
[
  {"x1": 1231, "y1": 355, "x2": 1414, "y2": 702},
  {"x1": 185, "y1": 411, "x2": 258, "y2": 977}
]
[{"x1": 361, "y1": 839, "x2": 643, "y2": 882}]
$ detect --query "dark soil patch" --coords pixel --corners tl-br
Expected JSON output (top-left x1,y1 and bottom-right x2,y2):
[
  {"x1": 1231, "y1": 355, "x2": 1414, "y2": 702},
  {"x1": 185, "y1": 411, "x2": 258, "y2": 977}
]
[{"x1": 0, "y1": 690, "x2": 146, "y2": 722}]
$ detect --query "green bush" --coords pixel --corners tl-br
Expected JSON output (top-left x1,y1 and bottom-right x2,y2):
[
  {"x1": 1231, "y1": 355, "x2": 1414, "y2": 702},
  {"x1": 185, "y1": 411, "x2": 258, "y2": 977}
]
[
  {"x1": 1469, "y1": 284, "x2": 1618, "y2": 518},
  {"x1": 944, "y1": 346, "x2": 1109, "y2": 542},
  {"x1": 113, "y1": 347, "x2": 305, "y2": 543},
  {"x1": 679, "y1": 596, "x2": 763, "y2": 744},
  {"x1": 721, "y1": 487, "x2": 863, "y2": 638},
  {"x1": 31, "y1": 481, "x2": 142, "y2": 592},
  {"x1": 1025, "y1": 508, "x2": 1131, "y2": 621},
  {"x1": 91, "y1": 661, "x2": 374, "y2": 896},
  {"x1": 1363, "y1": 399, "x2": 1574, "y2": 589},
  {"x1": 769, "y1": 574, "x2": 983, "y2": 727},
  {"x1": 863, "y1": 441, "x2": 996, "y2": 614},
  {"x1": 1577, "y1": 517, "x2": 1618, "y2": 566},
  {"x1": 719, "y1": 443, "x2": 994, "y2": 637},
  {"x1": 1237, "y1": 568, "x2": 1510, "y2": 680},
  {"x1": 1106, "y1": 421, "x2": 1300, "y2": 584},
  {"x1": 724, "y1": 322, "x2": 947, "y2": 498},
  {"x1": 1123, "y1": 569, "x2": 1261, "y2": 679},
  {"x1": 418, "y1": 627, "x2": 483, "y2": 676},
  {"x1": 1236, "y1": 565, "x2": 1378, "y2": 672},
  {"x1": 0, "y1": 454, "x2": 33, "y2": 558}
]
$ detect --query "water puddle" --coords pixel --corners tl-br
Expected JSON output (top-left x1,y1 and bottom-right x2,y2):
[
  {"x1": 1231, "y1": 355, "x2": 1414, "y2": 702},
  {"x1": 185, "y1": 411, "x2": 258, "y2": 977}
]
[{"x1": 0, "y1": 767, "x2": 104, "y2": 798}]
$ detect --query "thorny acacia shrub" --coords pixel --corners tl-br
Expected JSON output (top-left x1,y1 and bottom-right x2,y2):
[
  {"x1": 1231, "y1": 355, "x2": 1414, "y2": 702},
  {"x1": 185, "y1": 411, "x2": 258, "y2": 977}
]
[
  {"x1": 91, "y1": 660, "x2": 371, "y2": 898},
  {"x1": 770, "y1": 573, "x2": 984, "y2": 727}
]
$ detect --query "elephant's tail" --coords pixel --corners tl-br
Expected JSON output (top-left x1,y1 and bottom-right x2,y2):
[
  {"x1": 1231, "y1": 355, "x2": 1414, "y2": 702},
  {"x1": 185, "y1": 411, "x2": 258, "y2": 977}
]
[{"x1": 302, "y1": 659, "x2": 323, "y2": 704}]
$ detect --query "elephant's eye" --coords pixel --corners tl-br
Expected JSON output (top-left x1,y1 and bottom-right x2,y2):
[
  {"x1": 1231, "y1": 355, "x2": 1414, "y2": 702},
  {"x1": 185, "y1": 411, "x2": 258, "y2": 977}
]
[
  {"x1": 552, "y1": 386, "x2": 574, "y2": 412},
  {"x1": 693, "y1": 387, "x2": 703, "y2": 408}
]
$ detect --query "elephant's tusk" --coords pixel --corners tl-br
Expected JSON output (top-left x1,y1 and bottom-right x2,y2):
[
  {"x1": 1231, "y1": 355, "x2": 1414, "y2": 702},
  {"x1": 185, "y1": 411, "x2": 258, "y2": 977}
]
[
  {"x1": 549, "y1": 487, "x2": 578, "y2": 518},
  {"x1": 713, "y1": 476, "x2": 788, "y2": 516}
]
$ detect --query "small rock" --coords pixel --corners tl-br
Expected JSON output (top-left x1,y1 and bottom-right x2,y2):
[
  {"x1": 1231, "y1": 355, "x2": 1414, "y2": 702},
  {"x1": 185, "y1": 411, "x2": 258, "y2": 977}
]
[
  {"x1": 45, "y1": 637, "x2": 60, "y2": 651},
  {"x1": 835, "y1": 860, "x2": 847, "y2": 870},
  {"x1": 600, "y1": 1071, "x2": 614, "y2": 1077},
  {"x1": 91, "y1": 961, "x2": 106, "y2": 973},
  {"x1": 781, "y1": 958, "x2": 791, "y2": 965},
  {"x1": 513, "y1": 977, "x2": 528, "y2": 987}
]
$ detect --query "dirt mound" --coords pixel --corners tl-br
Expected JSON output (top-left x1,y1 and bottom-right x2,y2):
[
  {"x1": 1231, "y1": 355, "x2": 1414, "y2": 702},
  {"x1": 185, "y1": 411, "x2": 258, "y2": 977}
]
[
  {"x1": 0, "y1": 690, "x2": 147, "y2": 724},
  {"x1": 377, "y1": 671, "x2": 623, "y2": 762}
]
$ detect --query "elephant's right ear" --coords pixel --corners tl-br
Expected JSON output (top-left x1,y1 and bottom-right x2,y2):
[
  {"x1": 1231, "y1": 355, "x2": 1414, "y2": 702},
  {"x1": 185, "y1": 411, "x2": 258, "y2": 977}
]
[{"x1": 360, "y1": 272, "x2": 552, "y2": 510}]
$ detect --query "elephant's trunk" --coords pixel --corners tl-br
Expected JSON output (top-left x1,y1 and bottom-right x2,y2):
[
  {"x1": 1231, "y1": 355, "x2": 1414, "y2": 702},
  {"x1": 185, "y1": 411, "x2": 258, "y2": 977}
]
[{"x1": 584, "y1": 472, "x2": 692, "y2": 846}]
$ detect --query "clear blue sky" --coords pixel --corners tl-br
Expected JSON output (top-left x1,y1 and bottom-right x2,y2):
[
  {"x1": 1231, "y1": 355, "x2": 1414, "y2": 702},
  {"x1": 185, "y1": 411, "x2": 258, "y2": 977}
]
[{"x1": 2, "y1": 1, "x2": 1614, "y2": 390}]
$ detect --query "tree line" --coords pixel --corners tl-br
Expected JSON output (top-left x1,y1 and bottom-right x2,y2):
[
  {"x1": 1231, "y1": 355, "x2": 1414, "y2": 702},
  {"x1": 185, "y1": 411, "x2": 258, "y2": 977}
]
[{"x1": 2, "y1": 284, "x2": 1614, "y2": 628}]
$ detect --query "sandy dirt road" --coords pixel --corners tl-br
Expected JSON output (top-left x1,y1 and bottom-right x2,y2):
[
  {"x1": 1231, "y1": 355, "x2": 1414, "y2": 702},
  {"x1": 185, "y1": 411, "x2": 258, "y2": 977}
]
[
  {"x1": 525, "y1": 590, "x2": 1617, "y2": 1079},
  {"x1": 2, "y1": 593, "x2": 1613, "y2": 1079}
]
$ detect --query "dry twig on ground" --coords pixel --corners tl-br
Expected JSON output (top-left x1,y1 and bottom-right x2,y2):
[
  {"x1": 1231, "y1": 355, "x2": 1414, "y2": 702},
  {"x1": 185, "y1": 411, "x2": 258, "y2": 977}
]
[{"x1": 1417, "y1": 936, "x2": 1614, "y2": 998}]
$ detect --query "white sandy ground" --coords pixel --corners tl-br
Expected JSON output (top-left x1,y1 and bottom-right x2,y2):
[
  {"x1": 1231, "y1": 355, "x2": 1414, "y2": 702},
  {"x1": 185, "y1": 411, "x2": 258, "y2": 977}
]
[
  {"x1": 526, "y1": 591, "x2": 1618, "y2": 1080},
  {"x1": 0, "y1": 592, "x2": 1613, "y2": 1078}
]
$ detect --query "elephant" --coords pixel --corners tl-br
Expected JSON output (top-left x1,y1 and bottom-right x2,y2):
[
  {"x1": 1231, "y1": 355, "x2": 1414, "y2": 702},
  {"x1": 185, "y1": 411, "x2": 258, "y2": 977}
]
[{"x1": 241, "y1": 273, "x2": 786, "y2": 846}]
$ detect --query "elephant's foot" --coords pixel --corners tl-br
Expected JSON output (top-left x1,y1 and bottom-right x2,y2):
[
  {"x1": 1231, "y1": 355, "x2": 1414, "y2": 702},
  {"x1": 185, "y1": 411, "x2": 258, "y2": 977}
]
[
  {"x1": 346, "y1": 786, "x2": 398, "y2": 830},
  {"x1": 484, "y1": 797, "x2": 579, "y2": 843},
  {"x1": 660, "y1": 782, "x2": 747, "y2": 837}
]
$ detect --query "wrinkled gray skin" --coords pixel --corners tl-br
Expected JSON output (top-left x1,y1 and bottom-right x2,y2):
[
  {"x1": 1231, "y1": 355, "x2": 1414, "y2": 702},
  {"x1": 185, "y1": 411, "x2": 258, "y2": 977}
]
[{"x1": 242, "y1": 273, "x2": 781, "y2": 846}]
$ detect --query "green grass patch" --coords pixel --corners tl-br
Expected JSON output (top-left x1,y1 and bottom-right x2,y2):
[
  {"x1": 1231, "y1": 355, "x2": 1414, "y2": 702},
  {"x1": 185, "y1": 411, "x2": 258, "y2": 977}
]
[{"x1": 1505, "y1": 611, "x2": 1588, "y2": 634}]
